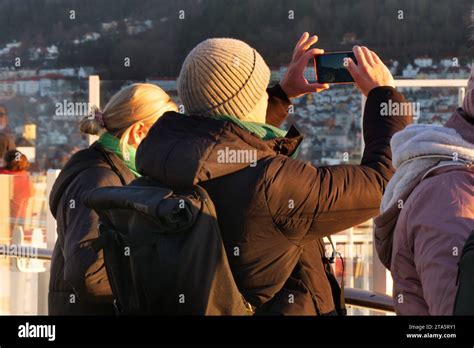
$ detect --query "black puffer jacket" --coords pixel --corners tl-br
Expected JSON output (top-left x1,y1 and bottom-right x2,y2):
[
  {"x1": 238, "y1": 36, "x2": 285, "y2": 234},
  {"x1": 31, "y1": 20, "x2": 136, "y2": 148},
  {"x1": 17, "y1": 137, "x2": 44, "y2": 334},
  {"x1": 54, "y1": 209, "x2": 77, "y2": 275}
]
[
  {"x1": 47, "y1": 85, "x2": 291, "y2": 315},
  {"x1": 136, "y1": 87, "x2": 413, "y2": 315},
  {"x1": 48, "y1": 142, "x2": 135, "y2": 315}
]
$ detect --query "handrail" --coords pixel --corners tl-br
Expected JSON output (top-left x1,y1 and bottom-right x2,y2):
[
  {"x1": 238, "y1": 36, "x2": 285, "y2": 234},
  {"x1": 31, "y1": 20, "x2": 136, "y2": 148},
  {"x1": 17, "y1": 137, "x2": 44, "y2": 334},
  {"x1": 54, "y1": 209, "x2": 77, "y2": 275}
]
[
  {"x1": 344, "y1": 287, "x2": 394, "y2": 313},
  {"x1": 0, "y1": 244, "x2": 53, "y2": 261},
  {"x1": 0, "y1": 244, "x2": 395, "y2": 313},
  {"x1": 394, "y1": 79, "x2": 467, "y2": 87}
]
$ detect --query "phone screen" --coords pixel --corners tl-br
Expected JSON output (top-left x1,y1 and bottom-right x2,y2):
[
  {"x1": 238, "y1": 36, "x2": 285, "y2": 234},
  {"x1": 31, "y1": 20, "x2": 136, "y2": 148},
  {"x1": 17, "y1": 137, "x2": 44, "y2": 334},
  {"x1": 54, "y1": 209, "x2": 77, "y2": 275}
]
[{"x1": 314, "y1": 52, "x2": 356, "y2": 84}]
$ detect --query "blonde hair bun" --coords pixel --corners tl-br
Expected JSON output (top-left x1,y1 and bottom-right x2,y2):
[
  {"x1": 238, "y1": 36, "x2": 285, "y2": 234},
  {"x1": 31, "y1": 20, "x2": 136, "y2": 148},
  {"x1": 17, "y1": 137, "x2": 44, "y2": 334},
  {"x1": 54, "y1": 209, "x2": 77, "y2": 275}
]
[{"x1": 79, "y1": 115, "x2": 103, "y2": 135}]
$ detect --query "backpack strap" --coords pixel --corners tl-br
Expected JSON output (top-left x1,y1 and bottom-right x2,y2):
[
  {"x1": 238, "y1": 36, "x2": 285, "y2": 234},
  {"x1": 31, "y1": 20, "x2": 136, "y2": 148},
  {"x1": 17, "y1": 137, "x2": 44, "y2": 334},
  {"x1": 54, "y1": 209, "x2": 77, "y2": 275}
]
[
  {"x1": 90, "y1": 223, "x2": 110, "y2": 252},
  {"x1": 324, "y1": 236, "x2": 347, "y2": 316}
]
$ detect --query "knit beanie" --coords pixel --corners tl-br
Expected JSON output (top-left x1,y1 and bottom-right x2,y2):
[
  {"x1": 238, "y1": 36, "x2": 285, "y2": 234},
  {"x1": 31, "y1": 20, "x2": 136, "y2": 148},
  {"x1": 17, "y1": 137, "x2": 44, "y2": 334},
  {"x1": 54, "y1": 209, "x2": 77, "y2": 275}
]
[
  {"x1": 178, "y1": 38, "x2": 270, "y2": 119},
  {"x1": 463, "y1": 64, "x2": 474, "y2": 118}
]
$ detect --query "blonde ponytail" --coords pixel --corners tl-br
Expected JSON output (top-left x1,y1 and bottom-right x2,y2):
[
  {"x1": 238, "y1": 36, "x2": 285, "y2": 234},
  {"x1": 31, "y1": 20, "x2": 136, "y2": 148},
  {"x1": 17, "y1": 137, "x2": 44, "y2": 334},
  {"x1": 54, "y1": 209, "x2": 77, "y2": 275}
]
[{"x1": 79, "y1": 107, "x2": 106, "y2": 135}]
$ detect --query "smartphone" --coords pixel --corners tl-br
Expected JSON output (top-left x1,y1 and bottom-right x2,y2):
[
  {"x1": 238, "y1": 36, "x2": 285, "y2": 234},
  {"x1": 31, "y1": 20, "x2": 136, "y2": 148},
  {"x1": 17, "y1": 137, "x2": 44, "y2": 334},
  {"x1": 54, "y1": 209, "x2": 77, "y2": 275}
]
[{"x1": 314, "y1": 51, "x2": 357, "y2": 84}]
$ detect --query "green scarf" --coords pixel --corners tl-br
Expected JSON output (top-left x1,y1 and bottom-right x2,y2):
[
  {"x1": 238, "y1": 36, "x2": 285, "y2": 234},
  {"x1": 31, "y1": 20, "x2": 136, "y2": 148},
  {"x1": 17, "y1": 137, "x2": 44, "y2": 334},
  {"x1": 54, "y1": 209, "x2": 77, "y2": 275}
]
[
  {"x1": 209, "y1": 115, "x2": 299, "y2": 158},
  {"x1": 97, "y1": 132, "x2": 141, "y2": 177},
  {"x1": 208, "y1": 114, "x2": 288, "y2": 140}
]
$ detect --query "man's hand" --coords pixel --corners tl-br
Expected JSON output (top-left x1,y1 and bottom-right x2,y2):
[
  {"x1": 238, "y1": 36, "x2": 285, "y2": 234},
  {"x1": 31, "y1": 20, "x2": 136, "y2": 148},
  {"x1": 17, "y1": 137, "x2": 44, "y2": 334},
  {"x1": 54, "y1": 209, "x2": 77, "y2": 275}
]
[
  {"x1": 347, "y1": 46, "x2": 395, "y2": 97},
  {"x1": 280, "y1": 32, "x2": 329, "y2": 99}
]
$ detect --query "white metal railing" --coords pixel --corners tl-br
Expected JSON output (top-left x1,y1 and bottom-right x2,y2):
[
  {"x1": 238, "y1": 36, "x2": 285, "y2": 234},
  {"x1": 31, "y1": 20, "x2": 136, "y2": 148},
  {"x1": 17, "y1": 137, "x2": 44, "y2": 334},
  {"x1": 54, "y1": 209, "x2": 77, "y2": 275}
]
[
  {"x1": 395, "y1": 79, "x2": 467, "y2": 108},
  {"x1": 395, "y1": 79, "x2": 467, "y2": 87},
  {"x1": 88, "y1": 75, "x2": 101, "y2": 145}
]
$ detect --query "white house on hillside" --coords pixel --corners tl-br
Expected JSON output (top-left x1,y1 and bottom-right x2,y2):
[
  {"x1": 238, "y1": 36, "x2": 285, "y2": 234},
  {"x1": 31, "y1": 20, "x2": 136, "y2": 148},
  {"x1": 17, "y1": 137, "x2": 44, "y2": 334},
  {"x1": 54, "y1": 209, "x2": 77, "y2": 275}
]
[
  {"x1": 402, "y1": 64, "x2": 419, "y2": 78},
  {"x1": 414, "y1": 57, "x2": 433, "y2": 68}
]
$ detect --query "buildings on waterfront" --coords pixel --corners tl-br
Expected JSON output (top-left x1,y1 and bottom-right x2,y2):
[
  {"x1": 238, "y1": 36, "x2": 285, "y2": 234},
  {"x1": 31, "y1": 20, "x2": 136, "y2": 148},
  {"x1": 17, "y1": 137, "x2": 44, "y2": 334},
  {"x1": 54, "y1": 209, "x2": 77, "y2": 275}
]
[{"x1": 0, "y1": 57, "x2": 470, "y2": 171}]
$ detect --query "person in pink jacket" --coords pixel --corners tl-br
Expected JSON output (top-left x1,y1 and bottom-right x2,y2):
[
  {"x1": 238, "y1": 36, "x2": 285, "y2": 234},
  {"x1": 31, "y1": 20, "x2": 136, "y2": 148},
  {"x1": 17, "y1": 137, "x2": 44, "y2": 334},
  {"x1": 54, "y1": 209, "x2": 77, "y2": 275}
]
[{"x1": 374, "y1": 66, "x2": 474, "y2": 315}]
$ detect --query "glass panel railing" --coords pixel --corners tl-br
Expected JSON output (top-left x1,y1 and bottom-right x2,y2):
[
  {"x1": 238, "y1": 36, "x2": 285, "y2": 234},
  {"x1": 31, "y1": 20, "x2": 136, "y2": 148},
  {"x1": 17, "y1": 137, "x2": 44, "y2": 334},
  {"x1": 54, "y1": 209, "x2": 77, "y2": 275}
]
[
  {"x1": 324, "y1": 221, "x2": 392, "y2": 315},
  {"x1": 99, "y1": 79, "x2": 180, "y2": 108},
  {"x1": 0, "y1": 173, "x2": 51, "y2": 315},
  {"x1": 0, "y1": 258, "x2": 51, "y2": 315},
  {"x1": 1, "y1": 79, "x2": 90, "y2": 173},
  {"x1": 0, "y1": 174, "x2": 50, "y2": 245},
  {"x1": 398, "y1": 86, "x2": 461, "y2": 124}
]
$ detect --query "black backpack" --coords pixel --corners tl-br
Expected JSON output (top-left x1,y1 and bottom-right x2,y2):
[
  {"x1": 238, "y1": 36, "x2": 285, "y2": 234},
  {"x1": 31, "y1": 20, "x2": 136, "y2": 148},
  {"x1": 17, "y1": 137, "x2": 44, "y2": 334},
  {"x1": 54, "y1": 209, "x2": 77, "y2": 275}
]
[
  {"x1": 453, "y1": 229, "x2": 474, "y2": 315},
  {"x1": 83, "y1": 177, "x2": 252, "y2": 315}
]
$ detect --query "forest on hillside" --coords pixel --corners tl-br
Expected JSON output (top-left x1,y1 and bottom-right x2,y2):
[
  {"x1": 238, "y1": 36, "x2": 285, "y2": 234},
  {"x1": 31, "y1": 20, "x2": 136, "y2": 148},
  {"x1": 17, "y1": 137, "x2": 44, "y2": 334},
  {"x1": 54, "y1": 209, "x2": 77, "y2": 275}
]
[{"x1": 0, "y1": 0, "x2": 472, "y2": 79}]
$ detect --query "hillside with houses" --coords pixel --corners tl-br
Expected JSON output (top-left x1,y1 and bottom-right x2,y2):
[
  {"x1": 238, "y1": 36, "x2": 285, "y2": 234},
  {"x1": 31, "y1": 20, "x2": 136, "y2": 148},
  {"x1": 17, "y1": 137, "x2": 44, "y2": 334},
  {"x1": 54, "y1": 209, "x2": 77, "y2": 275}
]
[{"x1": 0, "y1": 0, "x2": 471, "y2": 170}]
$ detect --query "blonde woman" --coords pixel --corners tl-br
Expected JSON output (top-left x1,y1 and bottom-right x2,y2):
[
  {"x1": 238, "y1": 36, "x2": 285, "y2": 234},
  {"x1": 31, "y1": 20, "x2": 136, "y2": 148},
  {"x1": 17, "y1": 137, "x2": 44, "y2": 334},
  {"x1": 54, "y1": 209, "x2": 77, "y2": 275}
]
[{"x1": 48, "y1": 83, "x2": 177, "y2": 315}]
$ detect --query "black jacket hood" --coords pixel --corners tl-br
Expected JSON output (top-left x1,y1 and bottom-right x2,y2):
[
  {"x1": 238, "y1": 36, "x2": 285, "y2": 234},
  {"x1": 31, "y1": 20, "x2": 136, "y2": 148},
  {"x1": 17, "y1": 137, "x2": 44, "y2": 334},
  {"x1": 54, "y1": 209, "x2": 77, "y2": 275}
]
[
  {"x1": 136, "y1": 112, "x2": 302, "y2": 188},
  {"x1": 49, "y1": 142, "x2": 131, "y2": 217}
]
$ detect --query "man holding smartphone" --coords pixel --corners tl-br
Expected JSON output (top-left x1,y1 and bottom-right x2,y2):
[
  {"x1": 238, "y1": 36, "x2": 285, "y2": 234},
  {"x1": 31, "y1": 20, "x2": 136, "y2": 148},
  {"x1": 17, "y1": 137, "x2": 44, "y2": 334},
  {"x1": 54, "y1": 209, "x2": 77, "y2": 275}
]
[{"x1": 136, "y1": 33, "x2": 412, "y2": 315}]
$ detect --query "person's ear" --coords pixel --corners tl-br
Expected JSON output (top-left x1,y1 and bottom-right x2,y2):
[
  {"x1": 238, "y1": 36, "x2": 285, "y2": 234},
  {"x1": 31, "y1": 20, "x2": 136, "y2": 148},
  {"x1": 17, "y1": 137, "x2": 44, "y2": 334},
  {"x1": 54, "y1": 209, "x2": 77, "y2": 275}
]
[
  {"x1": 138, "y1": 122, "x2": 149, "y2": 139},
  {"x1": 130, "y1": 121, "x2": 146, "y2": 146},
  {"x1": 134, "y1": 132, "x2": 140, "y2": 144}
]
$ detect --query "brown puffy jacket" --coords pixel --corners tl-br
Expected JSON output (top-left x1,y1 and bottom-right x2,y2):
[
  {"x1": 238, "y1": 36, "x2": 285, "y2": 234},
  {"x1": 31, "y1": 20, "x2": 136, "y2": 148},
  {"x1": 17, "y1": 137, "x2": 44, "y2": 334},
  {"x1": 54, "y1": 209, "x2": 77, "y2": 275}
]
[{"x1": 136, "y1": 86, "x2": 412, "y2": 315}]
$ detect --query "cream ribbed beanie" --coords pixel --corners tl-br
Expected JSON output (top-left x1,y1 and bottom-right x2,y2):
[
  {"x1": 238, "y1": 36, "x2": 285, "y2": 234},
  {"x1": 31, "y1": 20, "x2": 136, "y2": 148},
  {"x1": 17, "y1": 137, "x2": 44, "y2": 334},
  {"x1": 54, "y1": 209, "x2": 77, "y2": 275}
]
[
  {"x1": 463, "y1": 64, "x2": 474, "y2": 119},
  {"x1": 178, "y1": 38, "x2": 270, "y2": 119}
]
